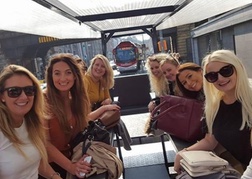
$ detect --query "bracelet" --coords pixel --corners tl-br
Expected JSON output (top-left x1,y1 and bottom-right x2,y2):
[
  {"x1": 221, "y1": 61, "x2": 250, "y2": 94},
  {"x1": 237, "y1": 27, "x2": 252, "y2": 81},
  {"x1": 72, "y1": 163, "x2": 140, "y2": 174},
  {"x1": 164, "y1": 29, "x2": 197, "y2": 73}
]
[{"x1": 50, "y1": 172, "x2": 60, "y2": 179}]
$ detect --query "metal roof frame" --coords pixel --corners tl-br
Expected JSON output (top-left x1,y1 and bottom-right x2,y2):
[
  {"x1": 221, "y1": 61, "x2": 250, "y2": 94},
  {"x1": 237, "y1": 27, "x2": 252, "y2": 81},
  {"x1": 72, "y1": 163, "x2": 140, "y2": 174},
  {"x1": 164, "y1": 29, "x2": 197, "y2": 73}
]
[
  {"x1": 1, "y1": 0, "x2": 252, "y2": 39},
  {"x1": 1, "y1": 0, "x2": 252, "y2": 58},
  {"x1": 33, "y1": 0, "x2": 182, "y2": 37},
  {"x1": 76, "y1": 6, "x2": 178, "y2": 22},
  {"x1": 31, "y1": 0, "x2": 184, "y2": 54}
]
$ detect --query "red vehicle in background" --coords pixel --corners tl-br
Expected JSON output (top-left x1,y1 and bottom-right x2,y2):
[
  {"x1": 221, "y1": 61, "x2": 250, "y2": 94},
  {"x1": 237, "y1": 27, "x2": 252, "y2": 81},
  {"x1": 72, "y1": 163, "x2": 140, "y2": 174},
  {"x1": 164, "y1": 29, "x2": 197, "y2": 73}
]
[{"x1": 112, "y1": 41, "x2": 141, "y2": 73}]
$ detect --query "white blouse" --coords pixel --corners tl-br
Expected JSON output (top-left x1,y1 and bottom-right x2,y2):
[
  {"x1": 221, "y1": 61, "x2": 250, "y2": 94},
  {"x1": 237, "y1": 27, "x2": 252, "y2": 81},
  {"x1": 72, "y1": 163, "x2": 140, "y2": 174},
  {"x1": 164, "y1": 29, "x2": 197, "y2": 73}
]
[{"x1": 0, "y1": 121, "x2": 41, "y2": 179}]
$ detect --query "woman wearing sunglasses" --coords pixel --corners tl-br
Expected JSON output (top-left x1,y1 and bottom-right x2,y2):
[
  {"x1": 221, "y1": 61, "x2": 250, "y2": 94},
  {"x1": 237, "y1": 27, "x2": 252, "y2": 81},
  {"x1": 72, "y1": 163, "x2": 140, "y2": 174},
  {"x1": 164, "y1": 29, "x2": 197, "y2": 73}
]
[
  {"x1": 0, "y1": 65, "x2": 62, "y2": 179},
  {"x1": 42, "y1": 53, "x2": 91, "y2": 178},
  {"x1": 174, "y1": 50, "x2": 252, "y2": 176}
]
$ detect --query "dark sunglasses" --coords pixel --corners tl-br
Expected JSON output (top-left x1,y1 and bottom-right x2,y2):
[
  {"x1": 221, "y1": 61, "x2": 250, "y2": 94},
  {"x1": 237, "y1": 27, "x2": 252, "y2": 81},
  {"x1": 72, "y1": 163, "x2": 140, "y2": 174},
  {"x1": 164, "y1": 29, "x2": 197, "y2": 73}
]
[
  {"x1": 2, "y1": 86, "x2": 36, "y2": 98},
  {"x1": 204, "y1": 64, "x2": 234, "y2": 83}
]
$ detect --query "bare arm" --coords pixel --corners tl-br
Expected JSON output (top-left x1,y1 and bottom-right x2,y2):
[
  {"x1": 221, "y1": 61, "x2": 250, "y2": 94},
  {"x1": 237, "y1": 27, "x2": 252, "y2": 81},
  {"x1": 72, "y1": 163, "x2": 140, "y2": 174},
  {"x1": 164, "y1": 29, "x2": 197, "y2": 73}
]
[
  {"x1": 148, "y1": 101, "x2": 156, "y2": 112},
  {"x1": 38, "y1": 160, "x2": 62, "y2": 179},
  {"x1": 87, "y1": 104, "x2": 120, "y2": 121},
  {"x1": 101, "y1": 98, "x2": 112, "y2": 105},
  {"x1": 174, "y1": 133, "x2": 218, "y2": 173},
  {"x1": 44, "y1": 121, "x2": 91, "y2": 177}
]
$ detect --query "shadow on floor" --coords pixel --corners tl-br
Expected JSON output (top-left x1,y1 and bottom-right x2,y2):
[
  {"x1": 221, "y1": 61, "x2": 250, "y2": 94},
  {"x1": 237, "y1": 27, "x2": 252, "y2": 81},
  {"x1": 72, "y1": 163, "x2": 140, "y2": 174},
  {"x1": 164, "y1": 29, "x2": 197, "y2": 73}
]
[{"x1": 116, "y1": 112, "x2": 193, "y2": 179}]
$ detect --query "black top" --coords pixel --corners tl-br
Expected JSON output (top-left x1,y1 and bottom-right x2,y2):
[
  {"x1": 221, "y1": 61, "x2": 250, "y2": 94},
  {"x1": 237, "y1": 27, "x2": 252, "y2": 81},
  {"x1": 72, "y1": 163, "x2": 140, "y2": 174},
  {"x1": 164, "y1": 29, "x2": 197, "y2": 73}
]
[
  {"x1": 151, "y1": 82, "x2": 175, "y2": 106},
  {"x1": 168, "y1": 82, "x2": 175, "y2": 95},
  {"x1": 213, "y1": 100, "x2": 252, "y2": 166}
]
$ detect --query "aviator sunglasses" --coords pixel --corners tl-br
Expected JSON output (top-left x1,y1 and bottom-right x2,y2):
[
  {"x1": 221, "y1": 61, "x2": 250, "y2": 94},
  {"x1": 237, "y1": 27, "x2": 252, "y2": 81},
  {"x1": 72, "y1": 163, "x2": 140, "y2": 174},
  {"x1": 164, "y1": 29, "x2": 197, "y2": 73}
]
[
  {"x1": 204, "y1": 64, "x2": 234, "y2": 83},
  {"x1": 1, "y1": 86, "x2": 36, "y2": 98}
]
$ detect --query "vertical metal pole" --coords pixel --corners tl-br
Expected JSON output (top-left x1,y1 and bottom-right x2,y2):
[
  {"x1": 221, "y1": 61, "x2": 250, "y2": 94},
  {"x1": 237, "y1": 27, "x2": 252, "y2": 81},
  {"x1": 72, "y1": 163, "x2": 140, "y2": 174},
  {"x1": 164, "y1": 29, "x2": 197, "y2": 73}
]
[
  {"x1": 101, "y1": 32, "x2": 107, "y2": 56},
  {"x1": 152, "y1": 27, "x2": 158, "y2": 53}
]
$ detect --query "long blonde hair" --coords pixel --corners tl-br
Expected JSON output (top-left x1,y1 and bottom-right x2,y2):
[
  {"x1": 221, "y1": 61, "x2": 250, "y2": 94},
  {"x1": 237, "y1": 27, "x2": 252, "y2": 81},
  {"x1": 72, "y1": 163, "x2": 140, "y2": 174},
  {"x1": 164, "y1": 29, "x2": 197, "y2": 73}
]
[
  {"x1": 202, "y1": 49, "x2": 252, "y2": 133},
  {"x1": 0, "y1": 64, "x2": 48, "y2": 167},
  {"x1": 145, "y1": 53, "x2": 169, "y2": 96},
  {"x1": 160, "y1": 53, "x2": 180, "y2": 69},
  {"x1": 86, "y1": 54, "x2": 114, "y2": 89}
]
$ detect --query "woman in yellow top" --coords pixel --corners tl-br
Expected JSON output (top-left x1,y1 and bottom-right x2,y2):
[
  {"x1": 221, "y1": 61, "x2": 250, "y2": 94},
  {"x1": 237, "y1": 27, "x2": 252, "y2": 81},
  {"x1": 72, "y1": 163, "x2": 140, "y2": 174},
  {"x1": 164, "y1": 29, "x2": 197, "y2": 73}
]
[{"x1": 84, "y1": 54, "x2": 120, "y2": 120}]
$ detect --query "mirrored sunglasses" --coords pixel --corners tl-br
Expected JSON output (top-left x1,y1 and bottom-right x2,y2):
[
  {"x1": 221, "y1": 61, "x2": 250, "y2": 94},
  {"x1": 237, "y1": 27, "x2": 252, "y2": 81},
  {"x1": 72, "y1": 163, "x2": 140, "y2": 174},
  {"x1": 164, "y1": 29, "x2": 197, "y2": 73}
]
[
  {"x1": 2, "y1": 86, "x2": 36, "y2": 98},
  {"x1": 204, "y1": 64, "x2": 234, "y2": 83}
]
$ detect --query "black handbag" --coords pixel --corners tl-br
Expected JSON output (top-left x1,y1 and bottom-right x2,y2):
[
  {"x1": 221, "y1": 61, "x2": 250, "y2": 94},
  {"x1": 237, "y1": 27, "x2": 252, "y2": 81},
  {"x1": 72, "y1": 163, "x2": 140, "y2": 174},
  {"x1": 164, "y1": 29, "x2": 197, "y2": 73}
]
[
  {"x1": 92, "y1": 101, "x2": 102, "y2": 111},
  {"x1": 70, "y1": 120, "x2": 110, "y2": 153},
  {"x1": 68, "y1": 121, "x2": 115, "y2": 179}
]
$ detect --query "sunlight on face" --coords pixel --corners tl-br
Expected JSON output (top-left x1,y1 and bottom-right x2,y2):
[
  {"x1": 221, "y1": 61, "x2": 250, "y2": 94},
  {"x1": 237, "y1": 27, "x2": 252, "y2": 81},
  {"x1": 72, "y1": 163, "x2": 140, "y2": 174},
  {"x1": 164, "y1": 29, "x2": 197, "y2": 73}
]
[
  {"x1": 2, "y1": 74, "x2": 34, "y2": 121},
  {"x1": 149, "y1": 60, "x2": 162, "y2": 78},
  {"x1": 161, "y1": 62, "x2": 178, "y2": 82},
  {"x1": 52, "y1": 61, "x2": 75, "y2": 92},
  {"x1": 178, "y1": 69, "x2": 203, "y2": 92},
  {"x1": 206, "y1": 61, "x2": 237, "y2": 95},
  {"x1": 92, "y1": 58, "x2": 106, "y2": 79}
]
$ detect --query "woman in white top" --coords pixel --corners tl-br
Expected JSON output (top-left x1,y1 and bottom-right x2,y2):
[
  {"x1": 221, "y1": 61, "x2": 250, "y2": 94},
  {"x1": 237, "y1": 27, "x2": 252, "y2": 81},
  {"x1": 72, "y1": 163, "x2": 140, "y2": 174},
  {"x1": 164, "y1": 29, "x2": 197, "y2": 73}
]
[{"x1": 0, "y1": 65, "x2": 61, "y2": 179}]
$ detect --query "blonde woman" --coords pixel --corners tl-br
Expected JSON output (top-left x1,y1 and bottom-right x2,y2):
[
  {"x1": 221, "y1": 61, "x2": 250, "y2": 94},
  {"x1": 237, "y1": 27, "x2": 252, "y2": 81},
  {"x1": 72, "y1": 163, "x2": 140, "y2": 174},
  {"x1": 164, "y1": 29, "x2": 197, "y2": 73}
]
[
  {"x1": 144, "y1": 53, "x2": 180, "y2": 134},
  {"x1": 145, "y1": 53, "x2": 169, "y2": 112},
  {"x1": 160, "y1": 53, "x2": 181, "y2": 96},
  {"x1": 84, "y1": 54, "x2": 120, "y2": 121},
  {"x1": 0, "y1": 65, "x2": 61, "y2": 179},
  {"x1": 147, "y1": 53, "x2": 181, "y2": 110},
  {"x1": 146, "y1": 53, "x2": 169, "y2": 97},
  {"x1": 174, "y1": 50, "x2": 252, "y2": 175},
  {"x1": 160, "y1": 53, "x2": 180, "y2": 83}
]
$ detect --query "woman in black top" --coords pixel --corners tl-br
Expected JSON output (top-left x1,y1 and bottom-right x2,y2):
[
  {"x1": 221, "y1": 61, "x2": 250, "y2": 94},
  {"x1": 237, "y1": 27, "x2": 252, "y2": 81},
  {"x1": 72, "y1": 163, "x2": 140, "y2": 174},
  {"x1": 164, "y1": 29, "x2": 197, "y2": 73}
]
[{"x1": 174, "y1": 50, "x2": 252, "y2": 175}]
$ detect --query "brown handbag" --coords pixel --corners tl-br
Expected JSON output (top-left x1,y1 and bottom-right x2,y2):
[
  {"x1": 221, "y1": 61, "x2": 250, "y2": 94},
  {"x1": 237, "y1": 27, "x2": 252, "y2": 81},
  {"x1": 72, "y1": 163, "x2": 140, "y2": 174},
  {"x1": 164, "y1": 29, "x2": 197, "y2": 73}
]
[
  {"x1": 98, "y1": 110, "x2": 120, "y2": 129},
  {"x1": 151, "y1": 95, "x2": 205, "y2": 142}
]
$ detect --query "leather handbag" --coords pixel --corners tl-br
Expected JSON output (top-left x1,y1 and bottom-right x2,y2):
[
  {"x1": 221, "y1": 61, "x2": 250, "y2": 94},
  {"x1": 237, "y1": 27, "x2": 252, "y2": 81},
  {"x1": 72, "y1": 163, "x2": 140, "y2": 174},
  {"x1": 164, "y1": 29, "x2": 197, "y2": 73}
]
[
  {"x1": 176, "y1": 169, "x2": 240, "y2": 179},
  {"x1": 181, "y1": 151, "x2": 228, "y2": 167},
  {"x1": 67, "y1": 125, "x2": 123, "y2": 179},
  {"x1": 67, "y1": 141, "x2": 123, "y2": 179},
  {"x1": 177, "y1": 151, "x2": 240, "y2": 178},
  {"x1": 70, "y1": 120, "x2": 111, "y2": 153},
  {"x1": 97, "y1": 110, "x2": 120, "y2": 129},
  {"x1": 151, "y1": 95, "x2": 205, "y2": 142}
]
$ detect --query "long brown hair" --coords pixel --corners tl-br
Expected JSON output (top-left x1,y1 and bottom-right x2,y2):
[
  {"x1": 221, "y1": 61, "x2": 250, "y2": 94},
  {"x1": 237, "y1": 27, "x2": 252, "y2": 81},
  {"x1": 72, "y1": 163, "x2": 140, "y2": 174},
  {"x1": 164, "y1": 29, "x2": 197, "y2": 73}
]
[
  {"x1": 45, "y1": 53, "x2": 90, "y2": 134},
  {"x1": 176, "y1": 62, "x2": 203, "y2": 99}
]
